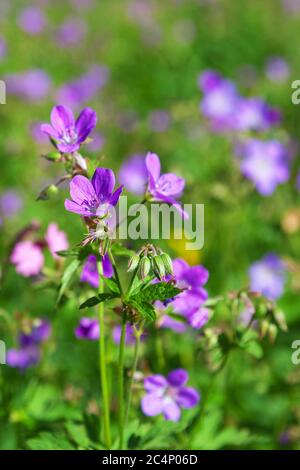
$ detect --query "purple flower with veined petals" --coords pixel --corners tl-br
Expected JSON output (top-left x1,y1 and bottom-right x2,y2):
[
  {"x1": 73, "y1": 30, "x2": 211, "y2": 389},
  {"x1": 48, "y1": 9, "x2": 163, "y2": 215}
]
[
  {"x1": 249, "y1": 253, "x2": 286, "y2": 300},
  {"x1": 141, "y1": 369, "x2": 200, "y2": 421},
  {"x1": 75, "y1": 317, "x2": 99, "y2": 340},
  {"x1": 157, "y1": 259, "x2": 209, "y2": 331},
  {"x1": 65, "y1": 167, "x2": 123, "y2": 217},
  {"x1": 145, "y1": 153, "x2": 187, "y2": 219},
  {"x1": 41, "y1": 105, "x2": 97, "y2": 153},
  {"x1": 236, "y1": 139, "x2": 290, "y2": 196},
  {"x1": 118, "y1": 154, "x2": 148, "y2": 195},
  {"x1": 80, "y1": 254, "x2": 113, "y2": 288}
]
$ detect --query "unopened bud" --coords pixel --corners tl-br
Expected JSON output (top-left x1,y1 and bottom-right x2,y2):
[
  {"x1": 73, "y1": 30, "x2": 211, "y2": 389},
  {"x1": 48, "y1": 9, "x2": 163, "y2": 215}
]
[
  {"x1": 268, "y1": 324, "x2": 278, "y2": 343},
  {"x1": 260, "y1": 319, "x2": 269, "y2": 338},
  {"x1": 139, "y1": 256, "x2": 151, "y2": 280},
  {"x1": 274, "y1": 309, "x2": 288, "y2": 332},
  {"x1": 152, "y1": 255, "x2": 166, "y2": 280},
  {"x1": 161, "y1": 253, "x2": 173, "y2": 276},
  {"x1": 127, "y1": 255, "x2": 140, "y2": 273},
  {"x1": 42, "y1": 151, "x2": 61, "y2": 162}
]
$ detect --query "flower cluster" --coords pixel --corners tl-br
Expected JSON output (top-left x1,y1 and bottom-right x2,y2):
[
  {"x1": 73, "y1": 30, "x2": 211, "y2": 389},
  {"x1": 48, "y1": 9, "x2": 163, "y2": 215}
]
[{"x1": 7, "y1": 318, "x2": 51, "y2": 370}]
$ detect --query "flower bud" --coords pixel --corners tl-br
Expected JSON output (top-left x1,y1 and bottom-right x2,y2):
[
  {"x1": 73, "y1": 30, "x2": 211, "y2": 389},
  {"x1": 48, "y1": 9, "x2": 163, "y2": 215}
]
[
  {"x1": 160, "y1": 253, "x2": 173, "y2": 276},
  {"x1": 127, "y1": 254, "x2": 140, "y2": 273},
  {"x1": 139, "y1": 256, "x2": 151, "y2": 280},
  {"x1": 42, "y1": 151, "x2": 61, "y2": 162},
  {"x1": 268, "y1": 324, "x2": 278, "y2": 343},
  {"x1": 273, "y1": 309, "x2": 288, "y2": 332},
  {"x1": 260, "y1": 319, "x2": 269, "y2": 338},
  {"x1": 152, "y1": 255, "x2": 166, "y2": 280}
]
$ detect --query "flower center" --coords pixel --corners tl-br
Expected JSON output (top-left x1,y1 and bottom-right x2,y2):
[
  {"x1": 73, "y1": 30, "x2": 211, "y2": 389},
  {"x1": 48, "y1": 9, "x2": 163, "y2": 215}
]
[{"x1": 60, "y1": 125, "x2": 78, "y2": 145}]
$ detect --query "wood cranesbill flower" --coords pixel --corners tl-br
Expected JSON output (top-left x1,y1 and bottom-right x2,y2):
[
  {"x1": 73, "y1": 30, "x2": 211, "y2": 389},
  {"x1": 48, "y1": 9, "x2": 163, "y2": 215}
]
[
  {"x1": 141, "y1": 369, "x2": 200, "y2": 421},
  {"x1": 41, "y1": 105, "x2": 97, "y2": 153},
  {"x1": 145, "y1": 152, "x2": 187, "y2": 219},
  {"x1": 80, "y1": 254, "x2": 113, "y2": 288},
  {"x1": 65, "y1": 167, "x2": 123, "y2": 217}
]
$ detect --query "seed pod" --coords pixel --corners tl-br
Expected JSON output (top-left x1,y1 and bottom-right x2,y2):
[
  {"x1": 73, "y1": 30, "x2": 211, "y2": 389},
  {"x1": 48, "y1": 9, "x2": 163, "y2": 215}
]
[
  {"x1": 161, "y1": 253, "x2": 173, "y2": 276},
  {"x1": 152, "y1": 255, "x2": 166, "y2": 280},
  {"x1": 139, "y1": 256, "x2": 151, "y2": 280},
  {"x1": 127, "y1": 254, "x2": 140, "y2": 273}
]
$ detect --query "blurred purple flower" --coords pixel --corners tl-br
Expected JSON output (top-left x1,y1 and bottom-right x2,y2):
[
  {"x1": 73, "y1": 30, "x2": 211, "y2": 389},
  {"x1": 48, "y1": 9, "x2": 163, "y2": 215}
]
[
  {"x1": 234, "y1": 98, "x2": 281, "y2": 131},
  {"x1": 6, "y1": 69, "x2": 51, "y2": 102},
  {"x1": 10, "y1": 240, "x2": 44, "y2": 277},
  {"x1": 296, "y1": 170, "x2": 300, "y2": 191},
  {"x1": 56, "y1": 65, "x2": 109, "y2": 110},
  {"x1": 75, "y1": 317, "x2": 99, "y2": 340},
  {"x1": 45, "y1": 223, "x2": 69, "y2": 259},
  {"x1": 7, "y1": 318, "x2": 51, "y2": 370},
  {"x1": 141, "y1": 369, "x2": 200, "y2": 421},
  {"x1": 65, "y1": 167, "x2": 122, "y2": 217},
  {"x1": 146, "y1": 152, "x2": 187, "y2": 218},
  {"x1": 80, "y1": 254, "x2": 113, "y2": 288},
  {"x1": 112, "y1": 324, "x2": 147, "y2": 345},
  {"x1": 86, "y1": 131, "x2": 105, "y2": 152},
  {"x1": 158, "y1": 311, "x2": 187, "y2": 333},
  {"x1": 282, "y1": 0, "x2": 300, "y2": 13},
  {"x1": 0, "y1": 190, "x2": 22, "y2": 219},
  {"x1": 56, "y1": 18, "x2": 86, "y2": 48},
  {"x1": 149, "y1": 110, "x2": 171, "y2": 133},
  {"x1": 236, "y1": 139, "x2": 290, "y2": 196},
  {"x1": 18, "y1": 7, "x2": 46, "y2": 35},
  {"x1": 71, "y1": 0, "x2": 94, "y2": 9},
  {"x1": 41, "y1": 105, "x2": 97, "y2": 153},
  {"x1": 266, "y1": 57, "x2": 290, "y2": 83},
  {"x1": 118, "y1": 154, "x2": 148, "y2": 195},
  {"x1": 31, "y1": 121, "x2": 49, "y2": 144},
  {"x1": 249, "y1": 253, "x2": 286, "y2": 300},
  {"x1": 0, "y1": 38, "x2": 6, "y2": 60}
]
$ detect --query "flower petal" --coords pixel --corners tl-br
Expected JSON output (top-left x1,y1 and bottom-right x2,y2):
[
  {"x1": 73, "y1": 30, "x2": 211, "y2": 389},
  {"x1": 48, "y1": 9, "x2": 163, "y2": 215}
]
[
  {"x1": 162, "y1": 399, "x2": 181, "y2": 421},
  {"x1": 102, "y1": 253, "x2": 113, "y2": 278},
  {"x1": 40, "y1": 123, "x2": 59, "y2": 140},
  {"x1": 91, "y1": 168, "x2": 115, "y2": 201},
  {"x1": 157, "y1": 173, "x2": 185, "y2": 197},
  {"x1": 64, "y1": 199, "x2": 93, "y2": 216},
  {"x1": 69, "y1": 175, "x2": 97, "y2": 205},
  {"x1": 167, "y1": 369, "x2": 189, "y2": 387},
  {"x1": 51, "y1": 105, "x2": 75, "y2": 133},
  {"x1": 176, "y1": 387, "x2": 200, "y2": 409},
  {"x1": 75, "y1": 107, "x2": 97, "y2": 143},
  {"x1": 141, "y1": 393, "x2": 164, "y2": 417},
  {"x1": 146, "y1": 152, "x2": 161, "y2": 183},
  {"x1": 144, "y1": 374, "x2": 168, "y2": 393},
  {"x1": 109, "y1": 185, "x2": 123, "y2": 206}
]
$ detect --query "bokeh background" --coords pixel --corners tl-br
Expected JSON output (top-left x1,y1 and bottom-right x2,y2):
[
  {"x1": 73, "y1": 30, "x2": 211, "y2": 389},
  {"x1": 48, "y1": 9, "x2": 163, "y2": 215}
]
[{"x1": 1, "y1": 0, "x2": 300, "y2": 450}]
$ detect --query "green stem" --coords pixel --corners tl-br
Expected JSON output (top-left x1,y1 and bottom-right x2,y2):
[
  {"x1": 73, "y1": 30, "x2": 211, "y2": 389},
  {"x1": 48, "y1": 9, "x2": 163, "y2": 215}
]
[
  {"x1": 118, "y1": 314, "x2": 127, "y2": 449},
  {"x1": 97, "y1": 262, "x2": 112, "y2": 449},
  {"x1": 124, "y1": 323, "x2": 144, "y2": 432}
]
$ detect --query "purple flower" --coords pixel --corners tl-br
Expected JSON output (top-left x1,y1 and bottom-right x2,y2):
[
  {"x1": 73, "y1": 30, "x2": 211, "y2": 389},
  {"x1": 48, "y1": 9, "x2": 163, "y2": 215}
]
[
  {"x1": 282, "y1": 0, "x2": 300, "y2": 13},
  {"x1": 234, "y1": 98, "x2": 281, "y2": 131},
  {"x1": 56, "y1": 18, "x2": 86, "y2": 48},
  {"x1": 141, "y1": 369, "x2": 200, "y2": 421},
  {"x1": 236, "y1": 139, "x2": 290, "y2": 196},
  {"x1": 10, "y1": 241, "x2": 44, "y2": 277},
  {"x1": 0, "y1": 190, "x2": 22, "y2": 219},
  {"x1": 118, "y1": 154, "x2": 148, "y2": 195},
  {"x1": 266, "y1": 57, "x2": 290, "y2": 83},
  {"x1": 157, "y1": 311, "x2": 187, "y2": 333},
  {"x1": 56, "y1": 65, "x2": 109, "y2": 110},
  {"x1": 65, "y1": 167, "x2": 123, "y2": 217},
  {"x1": 80, "y1": 254, "x2": 113, "y2": 288},
  {"x1": 86, "y1": 131, "x2": 105, "y2": 152},
  {"x1": 0, "y1": 38, "x2": 6, "y2": 60},
  {"x1": 145, "y1": 153, "x2": 187, "y2": 219},
  {"x1": 249, "y1": 253, "x2": 286, "y2": 300},
  {"x1": 18, "y1": 7, "x2": 46, "y2": 35},
  {"x1": 41, "y1": 105, "x2": 97, "y2": 153},
  {"x1": 112, "y1": 324, "x2": 147, "y2": 345},
  {"x1": 45, "y1": 223, "x2": 69, "y2": 259},
  {"x1": 7, "y1": 318, "x2": 51, "y2": 370},
  {"x1": 149, "y1": 110, "x2": 171, "y2": 133},
  {"x1": 75, "y1": 317, "x2": 99, "y2": 340},
  {"x1": 6, "y1": 69, "x2": 51, "y2": 102}
]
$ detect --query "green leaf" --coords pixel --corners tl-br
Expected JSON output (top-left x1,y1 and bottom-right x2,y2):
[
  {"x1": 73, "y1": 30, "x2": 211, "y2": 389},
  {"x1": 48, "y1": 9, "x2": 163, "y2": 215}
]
[
  {"x1": 56, "y1": 248, "x2": 80, "y2": 258},
  {"x1": 138, "y1": 282, "x2": 182, "y2": 303},
  {"x1": 79, "y1": 293, "x2": 119, "y2": 309},
  {"x1": 101, "y1": 275, "x2": 120, "y2": 294},
  {"x1": 57, "y1": 259, "x2": 81, "y2": 302},
  {"x1": 128, "y1": 298, "x2": 156, "y2": 322},
  {"x1": 27, "y1": 432, "x2": 75, "y2": 450}
]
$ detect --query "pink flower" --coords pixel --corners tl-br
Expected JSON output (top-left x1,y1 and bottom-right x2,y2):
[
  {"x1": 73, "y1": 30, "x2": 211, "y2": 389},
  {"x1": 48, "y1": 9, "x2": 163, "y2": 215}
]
[
  {"x1": 10, "y1": 241, "x2": 44, "y2": 277},
  {"x1": 45, "y1": 223, "x2": 69, "y2": 259}
]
